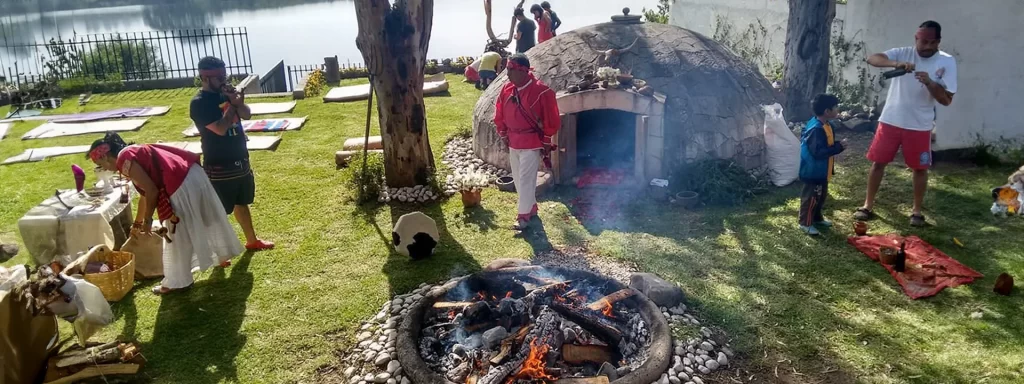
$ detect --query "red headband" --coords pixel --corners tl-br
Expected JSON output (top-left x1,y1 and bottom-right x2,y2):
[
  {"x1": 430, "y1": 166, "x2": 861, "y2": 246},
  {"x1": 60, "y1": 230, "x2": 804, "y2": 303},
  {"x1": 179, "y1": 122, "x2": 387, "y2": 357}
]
[
  {"x1": 506, "y1": 60, "x2": 532, "y2": 72},
  {"x1": 89, "y1": 144, "x2": 110, "y2": 162},
  {"x1": 199, "y1": 68, "x2": 226, "y2": 77},
  {"x1": 915, "y1": 28, "x2": 938, "y2": 40}
]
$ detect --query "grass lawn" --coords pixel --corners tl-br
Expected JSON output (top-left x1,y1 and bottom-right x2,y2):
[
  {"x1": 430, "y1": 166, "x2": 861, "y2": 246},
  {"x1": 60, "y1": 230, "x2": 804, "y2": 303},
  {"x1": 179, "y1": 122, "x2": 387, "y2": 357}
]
[{"x1": 2, "y1": 75, "x2": 1022, "y2": 384}]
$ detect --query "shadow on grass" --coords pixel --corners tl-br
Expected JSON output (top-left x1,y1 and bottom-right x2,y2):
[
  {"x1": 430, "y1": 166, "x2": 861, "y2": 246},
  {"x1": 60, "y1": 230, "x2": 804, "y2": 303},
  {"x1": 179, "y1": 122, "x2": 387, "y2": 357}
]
[
  {"x1": 538, "y1": 153, "x2": 1024, "y2": 382},
  {"x1": 144, "y1": 250, "x2": 256, "y2": 383},
  {"x1": 355, "y1": 201, "x2": 482, "y2": 296}
]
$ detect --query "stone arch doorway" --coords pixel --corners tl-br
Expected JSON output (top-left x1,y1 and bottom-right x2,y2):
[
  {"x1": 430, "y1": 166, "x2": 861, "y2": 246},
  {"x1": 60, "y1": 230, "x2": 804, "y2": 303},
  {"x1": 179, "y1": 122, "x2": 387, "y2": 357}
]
[{"x1": 552, "y1": 88, "x2": 667, "y2": 186}]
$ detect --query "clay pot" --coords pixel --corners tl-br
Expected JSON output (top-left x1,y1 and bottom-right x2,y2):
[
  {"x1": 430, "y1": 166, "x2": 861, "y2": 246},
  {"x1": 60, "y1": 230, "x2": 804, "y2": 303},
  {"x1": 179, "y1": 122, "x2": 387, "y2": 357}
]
[
  {"x1": 994, "y1": 273, "x2": 1014, "y2": 296},
  {"x1": 854, "y1": 221, "x2": 868, "y2": 236},
  {"x1": 460, "y1": 190, "x2": 482, "y2": 207},
  {"x1": 879, "y1": 246, "x2": 898, "y2": 265},
  {"x1": 617, "y1": 74, "x2": 634, "y2": 86}
]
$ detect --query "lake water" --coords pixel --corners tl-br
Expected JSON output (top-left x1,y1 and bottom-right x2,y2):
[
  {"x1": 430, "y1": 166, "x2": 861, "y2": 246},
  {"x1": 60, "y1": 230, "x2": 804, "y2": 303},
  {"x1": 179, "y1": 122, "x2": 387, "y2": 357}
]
[{"x1": 0, "y1": 0, "x2": 660, "y2": 76}]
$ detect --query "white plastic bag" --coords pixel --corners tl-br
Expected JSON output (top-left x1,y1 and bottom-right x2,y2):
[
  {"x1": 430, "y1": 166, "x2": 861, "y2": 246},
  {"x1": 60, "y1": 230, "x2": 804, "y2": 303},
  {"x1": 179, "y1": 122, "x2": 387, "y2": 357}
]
[
  {"x1": 762, "y1": 103, "x2": 801, "y2": 187},
  {"x1": 48, "y1": 274, "x2": 114, "y2": 345}
]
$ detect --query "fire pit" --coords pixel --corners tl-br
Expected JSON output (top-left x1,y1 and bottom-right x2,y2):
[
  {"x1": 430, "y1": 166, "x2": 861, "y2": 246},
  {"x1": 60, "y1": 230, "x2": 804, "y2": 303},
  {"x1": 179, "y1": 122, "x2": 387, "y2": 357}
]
[{"x1": 396, "y1": 266, "x2": 672, "y2": 384}]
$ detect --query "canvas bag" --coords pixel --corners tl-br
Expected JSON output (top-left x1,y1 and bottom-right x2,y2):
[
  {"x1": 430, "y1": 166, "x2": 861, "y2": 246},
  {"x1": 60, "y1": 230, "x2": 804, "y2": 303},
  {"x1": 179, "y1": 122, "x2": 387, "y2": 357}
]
[
  {"x1": 762, "y1": 103, "x2": 801, "y2": 187},
  {"x1": 1, "y1": 288, "x2": 59, "y2": 384},
  {"x1": 122, "y1": 229, "x2": 164, "y2": 279}
]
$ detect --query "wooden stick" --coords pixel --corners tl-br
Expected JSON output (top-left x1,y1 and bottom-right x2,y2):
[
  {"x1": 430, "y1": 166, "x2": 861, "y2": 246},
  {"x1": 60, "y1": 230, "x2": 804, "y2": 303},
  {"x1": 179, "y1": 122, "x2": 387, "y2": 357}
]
[
  {"x1": 358, "y1": 74, "x2": 375, "y2": 201},
  {"x1": 585, "y1": 289, "x2": 635, "y2": 311},
  {"x1": 432, "y1": 302, "x2": 474, "y2": 309},
  {"x1": 550, "y1": 303, "x2": 623, "y2": 344}
]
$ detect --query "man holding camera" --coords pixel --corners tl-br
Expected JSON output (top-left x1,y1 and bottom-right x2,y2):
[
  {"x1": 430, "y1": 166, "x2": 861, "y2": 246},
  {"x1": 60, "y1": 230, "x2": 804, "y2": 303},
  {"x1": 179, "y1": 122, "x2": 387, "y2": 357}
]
[
  {"x1": 854, "y1": 20, "x2": 957, "y2": 227},
  {"x1": 190, "y1": 56, "x2": 274, "y2": 251}
]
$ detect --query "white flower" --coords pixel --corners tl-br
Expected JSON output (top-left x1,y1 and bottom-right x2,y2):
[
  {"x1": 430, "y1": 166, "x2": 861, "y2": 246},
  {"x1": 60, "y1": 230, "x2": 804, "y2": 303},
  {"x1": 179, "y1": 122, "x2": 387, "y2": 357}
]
[
  {"x1": 597, "y1": 66, "x2": 620, "y2": 81},
  {"x1": 451, "y1": 168, "x2": 492, "y2": 192}
]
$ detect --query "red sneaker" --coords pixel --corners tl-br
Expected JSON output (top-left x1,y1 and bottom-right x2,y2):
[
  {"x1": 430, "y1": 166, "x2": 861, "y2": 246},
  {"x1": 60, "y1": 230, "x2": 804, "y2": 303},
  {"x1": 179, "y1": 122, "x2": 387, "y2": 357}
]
[{"x1": 245, "y1": 239, "x2": 275, "y2": 251}]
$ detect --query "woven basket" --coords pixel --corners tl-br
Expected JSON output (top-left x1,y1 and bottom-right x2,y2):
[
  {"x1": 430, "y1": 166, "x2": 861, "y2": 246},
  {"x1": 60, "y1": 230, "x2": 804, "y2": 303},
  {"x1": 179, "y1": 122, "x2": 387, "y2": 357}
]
[{"x1": 83, "y1": 250, "x2": 136, "y2": 302}]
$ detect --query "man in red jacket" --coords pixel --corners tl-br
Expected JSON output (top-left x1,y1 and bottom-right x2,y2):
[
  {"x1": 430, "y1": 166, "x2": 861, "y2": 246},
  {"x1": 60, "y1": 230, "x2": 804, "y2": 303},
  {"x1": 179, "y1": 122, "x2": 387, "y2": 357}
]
[{"x1": 494, "y1": 53, "x2": 561, "y2": 230}]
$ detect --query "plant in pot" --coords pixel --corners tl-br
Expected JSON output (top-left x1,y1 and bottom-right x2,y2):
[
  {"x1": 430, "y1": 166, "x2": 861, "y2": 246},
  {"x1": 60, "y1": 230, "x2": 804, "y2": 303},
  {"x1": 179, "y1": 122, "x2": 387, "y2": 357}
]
[{"x1": 452, "y1": 168, "x2": 491, "y2": 208}]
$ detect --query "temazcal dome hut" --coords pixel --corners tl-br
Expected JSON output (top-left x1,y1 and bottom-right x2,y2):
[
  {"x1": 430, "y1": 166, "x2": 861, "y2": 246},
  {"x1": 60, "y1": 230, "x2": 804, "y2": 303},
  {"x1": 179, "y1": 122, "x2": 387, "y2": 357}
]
[{"x1": 472, "y1": 9, "x2": 776, "y2": 186}]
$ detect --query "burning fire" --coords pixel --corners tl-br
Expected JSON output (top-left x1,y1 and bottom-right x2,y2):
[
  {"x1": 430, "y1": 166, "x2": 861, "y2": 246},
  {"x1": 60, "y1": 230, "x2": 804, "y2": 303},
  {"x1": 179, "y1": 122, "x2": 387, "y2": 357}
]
[
  {"x1": 475, "y1": 291, "x2": 487, "y2": 301},
  {"x1": 505, "y1": 291, "x2": 513, "y2": 299},
  {"x1": 513, "y1": 339, "x2": 557, "y2": 382},
  {"x1": 448, "y1": 310, "x2": 457, "y2": 321},
  {"x1": 596, "y1": 299, "x2": 615, "y2": 318}
]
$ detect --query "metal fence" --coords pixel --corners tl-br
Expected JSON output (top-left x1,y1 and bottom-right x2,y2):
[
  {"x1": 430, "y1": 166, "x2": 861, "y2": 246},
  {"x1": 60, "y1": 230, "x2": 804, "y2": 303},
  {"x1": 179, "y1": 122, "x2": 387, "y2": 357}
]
[
  {"x1": 287, "y1": 64, "x2": 323, "y2": 92},
  {"x1": 0, "y1": 27, "x2": 253, "y2": 87}
]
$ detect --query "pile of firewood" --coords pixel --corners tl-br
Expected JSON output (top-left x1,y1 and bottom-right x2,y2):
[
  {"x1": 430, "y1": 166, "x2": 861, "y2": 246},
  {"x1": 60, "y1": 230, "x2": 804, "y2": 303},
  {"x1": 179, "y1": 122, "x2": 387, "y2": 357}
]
[
  {"x1": 42, "y1": 341, "x2": 144, "y2": 384},
  {"x1": 420, "y1": 276, "x2": 650, "y2": 383}
]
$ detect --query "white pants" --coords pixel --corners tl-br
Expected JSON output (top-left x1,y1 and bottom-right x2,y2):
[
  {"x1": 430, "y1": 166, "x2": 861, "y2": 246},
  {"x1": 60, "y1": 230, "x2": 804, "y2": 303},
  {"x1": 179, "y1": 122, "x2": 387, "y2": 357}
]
[
  {"x1": 162, "y1": 165, "x2": 244, "y2": 289},
  {"x1": 509, "y1": 148, "x2": 541, "y2": 217}
]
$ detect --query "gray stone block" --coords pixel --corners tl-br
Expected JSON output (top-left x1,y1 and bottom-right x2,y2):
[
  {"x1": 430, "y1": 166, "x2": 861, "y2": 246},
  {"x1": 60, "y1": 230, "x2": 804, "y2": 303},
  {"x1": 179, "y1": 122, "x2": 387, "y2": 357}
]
[{"x1": 629, "y1": 273, "x2": 684, "y2": 308}]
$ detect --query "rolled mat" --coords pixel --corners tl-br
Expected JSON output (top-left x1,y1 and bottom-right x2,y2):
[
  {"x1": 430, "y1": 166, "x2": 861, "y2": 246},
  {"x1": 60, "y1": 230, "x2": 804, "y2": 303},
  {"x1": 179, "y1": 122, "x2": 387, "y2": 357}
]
[{"x1": 848, "y1": 234, "x2": 983, "y2": 299}]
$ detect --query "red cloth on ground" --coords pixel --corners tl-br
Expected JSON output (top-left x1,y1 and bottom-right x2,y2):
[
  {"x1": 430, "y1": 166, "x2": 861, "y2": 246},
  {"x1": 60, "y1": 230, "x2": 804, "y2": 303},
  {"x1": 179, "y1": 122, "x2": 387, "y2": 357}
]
[
  {"x1": 576, "y1": 168, "x2": 627, "y2": 188},
  {"x1": 847, "y1": 234, "x2": 983, "y2": 299},
  {"x1": 494, "y1": 75, "x2": 561, "y2": 150},
  {"x1": 117, "y1": 144, "x2": 201, "y2": 221}
]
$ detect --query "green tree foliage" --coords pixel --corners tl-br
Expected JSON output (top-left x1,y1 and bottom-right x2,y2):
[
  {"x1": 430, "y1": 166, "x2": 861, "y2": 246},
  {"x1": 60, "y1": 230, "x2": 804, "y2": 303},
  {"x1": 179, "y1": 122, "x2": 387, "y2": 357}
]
[{"x1": 642, "y1": 0, "x2": 672, "y2": 24}]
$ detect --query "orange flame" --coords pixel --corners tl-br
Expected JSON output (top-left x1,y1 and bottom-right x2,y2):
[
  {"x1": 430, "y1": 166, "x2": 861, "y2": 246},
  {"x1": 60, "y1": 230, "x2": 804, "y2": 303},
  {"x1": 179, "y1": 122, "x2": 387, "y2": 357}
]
[
  {"x1": 597, "y1": 299, "x2": 615, "y2": 318},
  {"x1": 505, "y1": 291, "x2": 513, "y2": 299},
  {"x1": 475, "y1": 291, "x2": 487, "y2": 301},
  {"x1": 514, "y1": 339, "x2": 557, "y2": 382},
  {"x1": 448, "y1": 310, "x2": 457, "y2": 320}
]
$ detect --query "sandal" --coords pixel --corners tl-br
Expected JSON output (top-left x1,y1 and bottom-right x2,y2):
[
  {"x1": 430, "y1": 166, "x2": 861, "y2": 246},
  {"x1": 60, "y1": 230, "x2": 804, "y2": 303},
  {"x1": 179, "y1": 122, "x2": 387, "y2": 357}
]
[
  {"x1": 151, "y1": 284, "x2": 192, "y2": 296},
  {"x1": 853, "y1": 208, "x2": 876, "y2": 221},
  {"x1": 245, "y1": 239, "x2": 275, "y2": 251},
  {"x1": 910, "y1": 213, "x2": 927, "y2": 227}
]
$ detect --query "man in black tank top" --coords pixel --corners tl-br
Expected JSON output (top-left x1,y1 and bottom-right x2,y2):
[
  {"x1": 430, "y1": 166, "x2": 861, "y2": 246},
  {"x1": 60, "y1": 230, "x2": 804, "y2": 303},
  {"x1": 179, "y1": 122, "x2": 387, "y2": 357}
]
[{"x1": 190, "y1": 56, "x2": 274, "y2": 251}]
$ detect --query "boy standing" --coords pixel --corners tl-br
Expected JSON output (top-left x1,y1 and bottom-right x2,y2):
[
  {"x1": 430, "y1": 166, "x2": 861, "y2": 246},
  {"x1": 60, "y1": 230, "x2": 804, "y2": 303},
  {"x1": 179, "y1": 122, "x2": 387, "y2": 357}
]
[
  {"x1": 190, "y1": 56, "x2": 274, "y2": 251},
  {"x1": 798, "y1": 94, "x2": 846, "y2": 236}
]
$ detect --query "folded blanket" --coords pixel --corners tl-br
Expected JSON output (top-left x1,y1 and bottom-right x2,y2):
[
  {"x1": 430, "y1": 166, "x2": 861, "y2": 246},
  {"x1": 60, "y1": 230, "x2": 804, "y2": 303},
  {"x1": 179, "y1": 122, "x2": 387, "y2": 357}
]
[{"x1": 848, "y1": 234, "x2": 983, "y2": 299}]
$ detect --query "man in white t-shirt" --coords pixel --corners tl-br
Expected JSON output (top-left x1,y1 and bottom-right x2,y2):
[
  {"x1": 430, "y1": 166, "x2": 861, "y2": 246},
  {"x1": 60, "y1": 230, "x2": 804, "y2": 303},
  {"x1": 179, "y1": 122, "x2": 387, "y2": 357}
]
[{"x1": 854, "y1": 20, "x2": 957, "y2": 227}]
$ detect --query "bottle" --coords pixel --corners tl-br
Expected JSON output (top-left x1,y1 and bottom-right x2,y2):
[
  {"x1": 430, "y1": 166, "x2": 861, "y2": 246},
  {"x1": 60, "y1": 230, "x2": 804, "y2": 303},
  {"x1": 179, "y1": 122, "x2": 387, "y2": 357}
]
[
  {"x1": 882, "y1": 68, "x2": 909, "y2": 79},
  {"x1": 894, "y1": 241, "x2": 907, "y2": 272}
]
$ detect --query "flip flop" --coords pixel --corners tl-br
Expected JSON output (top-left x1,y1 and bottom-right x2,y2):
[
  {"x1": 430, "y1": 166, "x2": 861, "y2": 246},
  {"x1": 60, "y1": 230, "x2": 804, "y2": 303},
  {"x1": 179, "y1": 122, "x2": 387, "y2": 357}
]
[
  {"x1": 910, "y1": 213, "x2": 927, "y2": 227},
  {"x1": 853, "y1": 208, "x2": 876, "y2": 221}
]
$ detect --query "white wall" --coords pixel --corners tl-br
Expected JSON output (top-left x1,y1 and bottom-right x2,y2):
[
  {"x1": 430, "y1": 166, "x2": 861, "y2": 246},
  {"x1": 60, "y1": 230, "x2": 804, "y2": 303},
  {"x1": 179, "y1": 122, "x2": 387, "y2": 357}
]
[{"x1": 671, "y1": 0, "x2": 1024, "y2": 152}]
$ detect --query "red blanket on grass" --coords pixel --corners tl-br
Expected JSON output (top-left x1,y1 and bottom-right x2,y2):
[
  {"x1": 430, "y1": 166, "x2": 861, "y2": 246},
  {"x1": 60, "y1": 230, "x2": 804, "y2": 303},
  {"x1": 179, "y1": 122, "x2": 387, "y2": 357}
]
[{"x1": 848, "y1": 234, "x2": 983, "y2": 299}]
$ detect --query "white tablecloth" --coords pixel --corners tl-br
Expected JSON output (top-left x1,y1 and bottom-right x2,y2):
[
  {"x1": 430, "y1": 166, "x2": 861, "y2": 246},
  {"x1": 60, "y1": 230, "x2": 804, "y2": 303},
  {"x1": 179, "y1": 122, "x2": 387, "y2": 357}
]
[{"x1": 18, "y1": 184, "x2": 135, "y2": 265}]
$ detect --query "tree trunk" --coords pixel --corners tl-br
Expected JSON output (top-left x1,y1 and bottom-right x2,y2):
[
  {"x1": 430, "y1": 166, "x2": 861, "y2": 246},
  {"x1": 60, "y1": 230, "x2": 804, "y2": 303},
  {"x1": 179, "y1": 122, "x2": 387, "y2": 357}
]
[
  {"x1": 355, "y1": 0, "x2": 436, "y2": 187},
  {"x1": 782, "y1": 0, "x2": 836, "y2": 122}
]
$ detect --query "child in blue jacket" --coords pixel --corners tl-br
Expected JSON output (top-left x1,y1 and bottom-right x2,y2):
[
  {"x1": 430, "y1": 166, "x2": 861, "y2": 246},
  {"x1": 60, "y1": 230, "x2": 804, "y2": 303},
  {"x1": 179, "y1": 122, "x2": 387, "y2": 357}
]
[{"x1": 799, "y1": 94, "x2": 847, "y2": 236}]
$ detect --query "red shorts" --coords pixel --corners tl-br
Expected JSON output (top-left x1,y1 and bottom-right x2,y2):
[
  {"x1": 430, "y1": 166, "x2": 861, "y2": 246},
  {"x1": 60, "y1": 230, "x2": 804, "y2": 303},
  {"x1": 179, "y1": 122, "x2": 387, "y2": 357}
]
[
  {"x1": 464, "y1": 66, "x2": 480, "y2": 83},
  {"x1": 866, "y1": 122, "x2": 932, "y2": 170}
]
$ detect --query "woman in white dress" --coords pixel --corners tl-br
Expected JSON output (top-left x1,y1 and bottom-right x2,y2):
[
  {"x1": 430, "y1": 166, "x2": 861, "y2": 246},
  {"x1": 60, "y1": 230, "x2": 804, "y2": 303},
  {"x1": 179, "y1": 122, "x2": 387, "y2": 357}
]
[{"x1": 88, "y1": 133, "x2": 243, "y2": 295}]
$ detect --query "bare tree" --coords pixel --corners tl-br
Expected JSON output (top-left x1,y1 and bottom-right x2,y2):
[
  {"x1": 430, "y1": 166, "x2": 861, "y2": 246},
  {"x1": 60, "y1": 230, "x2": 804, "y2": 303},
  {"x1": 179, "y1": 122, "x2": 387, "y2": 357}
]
[
  {"x1": 782, "y1": 0, "x2": 836, "y2": 122},
  {"x1": 354, "y1": 0, "x2": 436, "y2": 187}
]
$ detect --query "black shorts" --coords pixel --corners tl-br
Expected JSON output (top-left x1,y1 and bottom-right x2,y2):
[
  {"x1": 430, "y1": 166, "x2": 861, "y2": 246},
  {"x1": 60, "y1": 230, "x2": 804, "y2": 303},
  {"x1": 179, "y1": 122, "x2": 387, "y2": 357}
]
[{"x1": 210, "y1": 171, "x2": 255, "y2": 214}]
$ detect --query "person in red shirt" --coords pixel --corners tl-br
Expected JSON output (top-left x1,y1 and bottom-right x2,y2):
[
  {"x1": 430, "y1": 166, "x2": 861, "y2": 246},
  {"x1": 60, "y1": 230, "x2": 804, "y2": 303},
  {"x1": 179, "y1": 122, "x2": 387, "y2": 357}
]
[
  {"x1": 530, "y1": 4, "x2": 554, "y2": 44},
  {"x1": 494, "y1": 53, "x2": 561, "y2": 230},
  {"x1": 89, "y1": 132, "x2": 243, "y2": 295}
]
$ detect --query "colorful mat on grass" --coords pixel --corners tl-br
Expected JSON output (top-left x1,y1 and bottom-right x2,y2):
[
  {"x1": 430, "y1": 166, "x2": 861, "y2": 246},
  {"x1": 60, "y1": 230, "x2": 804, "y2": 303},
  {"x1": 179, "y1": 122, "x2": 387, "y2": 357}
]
[
  {"x1": 181, "y1": 117, "x2": 307, "y2": 137},
  {"x1": 848, "y1": 234, "x2": 984, "y2": 299}
]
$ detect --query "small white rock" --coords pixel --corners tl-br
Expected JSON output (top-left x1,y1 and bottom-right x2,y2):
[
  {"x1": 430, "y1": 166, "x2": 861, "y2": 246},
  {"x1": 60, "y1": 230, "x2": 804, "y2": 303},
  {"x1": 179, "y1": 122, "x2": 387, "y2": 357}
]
[
  {"x1": 699, "y1": 342, "x2": 713, "y2": 351},
  {"x1": 717, "y1": 352, "x2": 728, "y2": 366},
  {"x1": 374, "y1": 353, "x2": 391, "y2": 366},
  {"x1": 705, "y1": 360, "x2": 719, "y2": 370},
  {"x1": 387, "y1": 360, "x2": 401, "y2": 374},
  {"x1": 373, "y1": 373, "x2": 390, "y2": 384}
]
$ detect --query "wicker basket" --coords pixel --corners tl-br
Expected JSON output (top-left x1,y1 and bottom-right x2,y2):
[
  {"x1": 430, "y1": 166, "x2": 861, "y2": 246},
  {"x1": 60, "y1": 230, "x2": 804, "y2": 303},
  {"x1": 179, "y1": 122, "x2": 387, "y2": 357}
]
[{"x1": 82, "y1": 250, "x2": 136, "y2": 302}]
